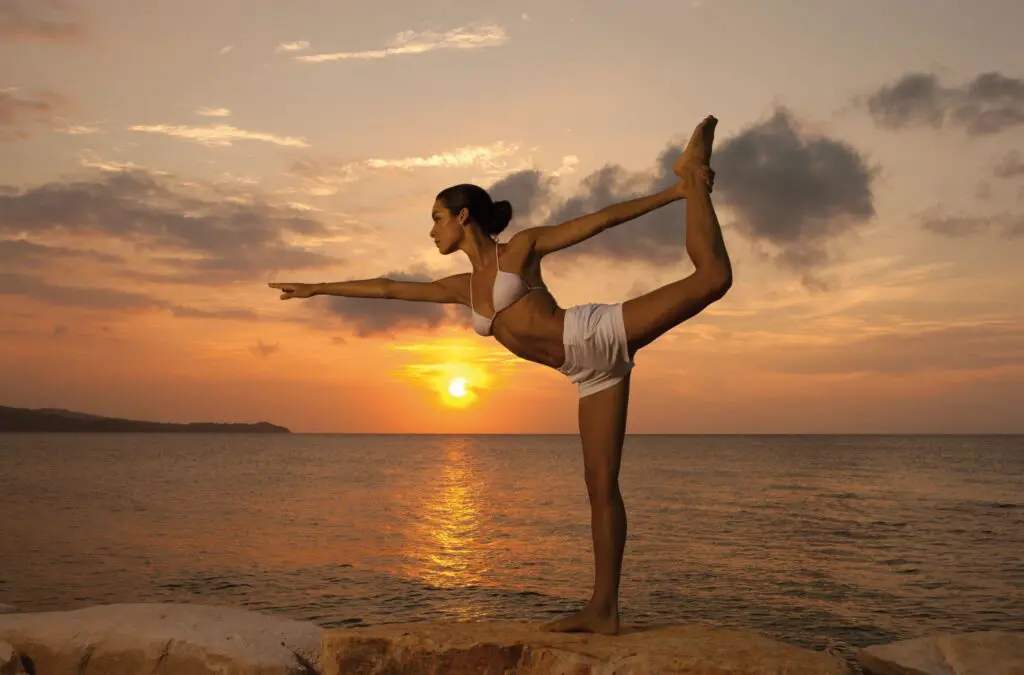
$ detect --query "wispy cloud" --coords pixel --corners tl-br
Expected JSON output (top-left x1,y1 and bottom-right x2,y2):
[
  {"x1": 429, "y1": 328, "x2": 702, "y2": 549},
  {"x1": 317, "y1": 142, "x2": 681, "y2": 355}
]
[
  {"x1": 289, "y1": 142, "x2": 521, "y2": 196},
  {"x1": 0, "y1": 0, "x2": 84, "y2": 43},
  {"x1": 0, "y1": 88, "x2": 66, "y2": 141},
  {"x1": 196, "y1": 107, "x2": 230, "y2": 118},
  {"x1": 296, "y1": 23, "x2": 508, "y2": 63},
  {"x1": 218, "y1": 44, "x2": 233, "y2": 55},
  {"x1": 275, "y1": 40, "x2": 310, "y2": 53},
  {"x1": 921, "y1": 211, "x2": 1024, "y2": 238},
  {"x1": 56, "y1": 123, "x2": 100, "y2": 134},
  {"x1": 129, "y1": 123, "x2": 309, "y2": 148},
  {"x1": 366, "y1": 141, "x2": 519, "y2": 170}
]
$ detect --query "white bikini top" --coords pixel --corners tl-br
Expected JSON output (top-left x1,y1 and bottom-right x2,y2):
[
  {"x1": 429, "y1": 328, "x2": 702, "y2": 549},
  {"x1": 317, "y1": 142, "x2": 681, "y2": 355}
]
[{"x1": 470, "y1": 241, "x2": 546, "y2": 337}]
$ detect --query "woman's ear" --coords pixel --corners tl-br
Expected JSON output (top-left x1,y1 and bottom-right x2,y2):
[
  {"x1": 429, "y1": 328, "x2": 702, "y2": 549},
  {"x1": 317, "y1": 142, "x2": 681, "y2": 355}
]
[{"x1": 458, "y1": 207, "x2": 469, "y2": 226}]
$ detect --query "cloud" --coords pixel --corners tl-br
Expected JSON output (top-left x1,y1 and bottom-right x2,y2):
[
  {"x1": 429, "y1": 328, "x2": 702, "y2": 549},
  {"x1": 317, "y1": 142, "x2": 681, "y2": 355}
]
[
  {"x1": 0, "y1": 88, "x2": 66, "y2": 141},
  {"x1": 56, "y1": 123, "x2": 101, "y2": 135},
  {"x1": 322, "y1": 271, "x2": 453, "y2": 337},
  {"x1": 863, "y1": 71, "x2": 1024, "y2": 136},
  {"x1": 275, "y1": 40, "x2": 310, "y2": 53},
  {"x1": 0, "y1": 271, "x2": 161, "y2": 310},
  {"x1": 288, "y1": 141, "x2": 520, "y2": 196},
  {"x1": 0, "y1": 169, "x2": 342, "y2": 284},
  {"x1": 995, "y1": 151, "x2": 1024, "y2": 180},
  {"x1": 0, "y1": 270, "x2": 263, "y2": 320},
  {"x1": 196, "y1": 107, "x2": 231, "y2": 118},
  {"x1": 218, "y1": 45, "x2": 233, "y2": 55},
  {"x1": 129, "y1": 123, "x2": 309, "y2": 148},
  {"x1": 921, "y1": 212, "x2": 1024, "y2": 239},
  {"x1": 489, "y1": 108, "x2": 876, "y2": 281},
  {"x1": 170, "y1": 306, "x2": 260, "y2": 321},
  {"x1": 0, "y1": 238, "x2": 123, "y2": 267},
  {"x1": 0, "y1": 0, "x2": 83, "y2": 43},
  {"x1": 488, "y1": 169, "x2": 558, "y2": 229},
  {"x1": 773, "y1": 320, "x2": 1024, "y2": 376},
  {"x1": 250, "y1": 339, "x2": 280, "y2": 357},
  {"x1": 712, "y1": 108, "x2": 877, "y2": 275},
  {"x1": 296, "y1": 23, "x2": 507, "y2": 63}
]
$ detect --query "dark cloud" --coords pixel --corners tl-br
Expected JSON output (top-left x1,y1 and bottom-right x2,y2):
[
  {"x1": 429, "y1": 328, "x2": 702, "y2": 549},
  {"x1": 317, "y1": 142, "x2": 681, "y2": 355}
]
[
  {"x1": 488, "y1": 107, "x2": 876, "y2": 282},
  {"x1": 994, "y1": 151, "x2": 1024, "y2": 179},
  {"x1": 487, "y1": 169, "x2": 557, "y2": 233},
  {"x1": 0, "y1": 0, "x2": 83, "y2": 42},
  {"x1": 864, "y1": 71, "x2": 1024, "y2": 136},
  {"x1": 921, "y1": 212, "x2": 1024, "y2": 238},
  {"x1": 322, "y1": 270, "x2": 454, "y2": 337},
  {"x1": 0, "y1": 169, "x2": 341, "y2": 283},
  {"x1": 0, "y1": 89, "x2": 65, "y2": 141},
  {"x1": 0, "y1": 270, "x2": 265, "y2": 320},
  {"x1": 0, "y1": 238, "x2": 123, "y2": 266},
  {"x1": 713, "y1": 109, "x2": 876, "y2": 273},
  {"x1": 0, "y1": 271, "x2": 163, "y2": 311}
]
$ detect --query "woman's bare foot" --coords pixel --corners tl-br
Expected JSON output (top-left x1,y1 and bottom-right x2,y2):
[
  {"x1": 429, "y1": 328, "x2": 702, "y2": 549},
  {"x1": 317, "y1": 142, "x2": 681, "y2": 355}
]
[
  {"x1": 673, "y1": 115, "x2": 718, "y2": 177},
  {"x1": 541, "y1": 604, "x2": 620, "y2": 635}
]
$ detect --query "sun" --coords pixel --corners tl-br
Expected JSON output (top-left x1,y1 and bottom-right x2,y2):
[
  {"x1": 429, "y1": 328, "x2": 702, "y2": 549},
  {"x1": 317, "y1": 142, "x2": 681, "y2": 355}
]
[{"x1": 447, "y1": 377, "x2": 468, "y2": 398}]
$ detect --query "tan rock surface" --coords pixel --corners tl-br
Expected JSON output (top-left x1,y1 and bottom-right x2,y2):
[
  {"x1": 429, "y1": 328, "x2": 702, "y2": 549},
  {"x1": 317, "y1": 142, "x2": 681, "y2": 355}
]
[
  {"x1": 0, "y1": 602, "x2": 322, "y2": 675},
  {"x1": 857, "y1": 631, "x2": 1024, "y2": 675},
  {"x1": 0, "y1": 607, "x2": 17, "y2": 616},
  {"x1": 1, "y1": 641, "x2": 28, "y2": 675},
  {"x1": 322, "y1": 621, "x2": 852, "y2": 675}
]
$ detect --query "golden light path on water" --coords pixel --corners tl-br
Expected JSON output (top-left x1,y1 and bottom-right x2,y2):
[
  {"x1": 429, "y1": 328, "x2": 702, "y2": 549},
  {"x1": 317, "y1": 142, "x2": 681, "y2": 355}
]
[{"x1": 403, "y1": 438, "x2": 491, "y2": 619}]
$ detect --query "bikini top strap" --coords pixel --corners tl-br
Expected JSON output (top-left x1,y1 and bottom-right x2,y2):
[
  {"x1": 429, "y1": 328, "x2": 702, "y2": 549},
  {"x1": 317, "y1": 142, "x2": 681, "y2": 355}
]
[{"x1": 494, "y1": 239, "x2": 501, "y2": 272}]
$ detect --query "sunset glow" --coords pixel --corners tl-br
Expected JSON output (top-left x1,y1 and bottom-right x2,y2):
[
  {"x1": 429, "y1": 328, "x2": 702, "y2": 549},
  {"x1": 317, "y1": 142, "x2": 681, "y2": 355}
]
[{"x1": 1, "y1": 1, "x2": 1021, "y2": 433}]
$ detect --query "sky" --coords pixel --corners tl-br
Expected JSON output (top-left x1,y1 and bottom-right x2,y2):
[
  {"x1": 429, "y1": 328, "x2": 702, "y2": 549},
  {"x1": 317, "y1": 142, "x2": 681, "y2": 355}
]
[{"x1": 1, "y1": 0, "x2": 1022, "y2": 434}]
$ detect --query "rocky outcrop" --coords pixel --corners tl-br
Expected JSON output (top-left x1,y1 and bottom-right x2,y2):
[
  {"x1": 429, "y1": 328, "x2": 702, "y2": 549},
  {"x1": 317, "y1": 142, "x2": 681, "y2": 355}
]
[
  {"x1": 0, "y1": 641, "x2": 27, "y2": 675},
  {"x1": 321, "y1": 621, "x2": 852, "y2": 674},
  {"x1": 0, "y1": 603, "x2": 321, "y2": 675},
  {"x1": 0, "y1": 608, "x2": 16, "y2": 616},
  {"x1": 857, "y1": 631, "x2": 1024, "y2": 675},
  {"x1": 4, "y1": 602, "x2": 1020, "y2": 675}
]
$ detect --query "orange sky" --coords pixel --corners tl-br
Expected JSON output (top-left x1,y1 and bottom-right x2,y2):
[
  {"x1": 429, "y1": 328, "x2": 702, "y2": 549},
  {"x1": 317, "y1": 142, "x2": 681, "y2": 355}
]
[{"x1": 1, "y1": 0, "x2": 1022, "y2": 433}]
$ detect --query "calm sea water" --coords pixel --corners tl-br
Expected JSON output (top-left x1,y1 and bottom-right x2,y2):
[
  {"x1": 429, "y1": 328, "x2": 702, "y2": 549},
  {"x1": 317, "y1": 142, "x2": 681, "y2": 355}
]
[{"x1": 1, "y1": 434, "x2": 1022, "y2": 659}]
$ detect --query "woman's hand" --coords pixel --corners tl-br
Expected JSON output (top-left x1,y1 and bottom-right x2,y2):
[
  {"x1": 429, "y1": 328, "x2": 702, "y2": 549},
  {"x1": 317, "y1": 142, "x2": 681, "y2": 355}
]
[{"x1": 269, "y1": 282, "x2": 317, "y2": 299}]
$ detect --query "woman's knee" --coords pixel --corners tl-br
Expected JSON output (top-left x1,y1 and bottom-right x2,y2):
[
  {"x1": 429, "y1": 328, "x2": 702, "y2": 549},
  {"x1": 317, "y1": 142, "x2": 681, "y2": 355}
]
[{"x1": 585, "y1": 468, "x2": 620, "y2": 503}]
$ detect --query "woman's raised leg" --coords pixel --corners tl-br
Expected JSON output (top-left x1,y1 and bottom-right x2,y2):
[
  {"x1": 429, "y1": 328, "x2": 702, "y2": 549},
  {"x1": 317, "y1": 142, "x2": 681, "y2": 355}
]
[
  {"x1": 542, "y1": 374, "x2": 631, "y2": 635},
  {"x1": 622, "y1": 116, "x2": 732, "y2": 354}
]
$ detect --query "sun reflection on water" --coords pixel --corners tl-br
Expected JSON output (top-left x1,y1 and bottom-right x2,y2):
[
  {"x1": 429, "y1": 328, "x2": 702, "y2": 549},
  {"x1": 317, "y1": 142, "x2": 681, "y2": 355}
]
[{"x1": 404, "y1": 438, "x2": 490, "y2": 603}]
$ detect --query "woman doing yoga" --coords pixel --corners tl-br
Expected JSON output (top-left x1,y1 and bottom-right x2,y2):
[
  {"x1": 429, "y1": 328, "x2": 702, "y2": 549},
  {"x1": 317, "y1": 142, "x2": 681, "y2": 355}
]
[{"x1": 269, "y1": 116, "x2": 732, "y2": 634}]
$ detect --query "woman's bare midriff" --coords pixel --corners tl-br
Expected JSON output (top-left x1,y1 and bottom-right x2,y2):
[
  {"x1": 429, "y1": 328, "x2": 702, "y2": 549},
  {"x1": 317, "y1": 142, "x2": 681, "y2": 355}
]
[{"x1": 489, "y1": 292, "x2": 566, "y2": 370}]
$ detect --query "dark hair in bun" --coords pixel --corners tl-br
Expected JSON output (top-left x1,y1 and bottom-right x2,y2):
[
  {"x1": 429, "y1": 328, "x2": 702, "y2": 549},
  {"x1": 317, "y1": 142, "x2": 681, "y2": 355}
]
[{"x1": 436, "y1": 184, "x2": 513, "y2": 238}]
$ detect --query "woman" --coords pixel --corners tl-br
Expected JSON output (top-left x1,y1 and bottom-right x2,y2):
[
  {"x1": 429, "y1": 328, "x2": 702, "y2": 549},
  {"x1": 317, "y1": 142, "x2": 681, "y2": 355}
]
[{"x1": 269, "y1": 116, "x2": 731, "y2": 634}]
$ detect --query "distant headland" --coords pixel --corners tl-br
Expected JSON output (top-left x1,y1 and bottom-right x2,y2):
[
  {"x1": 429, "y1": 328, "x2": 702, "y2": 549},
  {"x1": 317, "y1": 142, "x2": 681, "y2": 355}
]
[{"x1": 0, "y1": 406, "x2": 290, "y2": 433}]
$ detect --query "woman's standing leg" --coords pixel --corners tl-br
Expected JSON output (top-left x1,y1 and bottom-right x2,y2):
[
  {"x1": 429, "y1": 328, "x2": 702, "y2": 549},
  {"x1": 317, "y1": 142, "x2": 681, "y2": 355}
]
[{"x1": 543, "y1": 374, "x2": 631, "y2": 635}]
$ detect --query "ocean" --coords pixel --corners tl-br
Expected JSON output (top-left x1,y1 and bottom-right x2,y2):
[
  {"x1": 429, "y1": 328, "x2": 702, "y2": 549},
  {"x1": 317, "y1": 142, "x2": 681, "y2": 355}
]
[{"x1": 1, "y1": 433, "x2": 1021, "y2": 659}]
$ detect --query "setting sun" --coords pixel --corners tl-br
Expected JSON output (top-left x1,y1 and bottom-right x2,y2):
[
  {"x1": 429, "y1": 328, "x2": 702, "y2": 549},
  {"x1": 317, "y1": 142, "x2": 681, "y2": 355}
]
[{"x1": 448, "y1": 378, "x2": 468, "y2": 398}]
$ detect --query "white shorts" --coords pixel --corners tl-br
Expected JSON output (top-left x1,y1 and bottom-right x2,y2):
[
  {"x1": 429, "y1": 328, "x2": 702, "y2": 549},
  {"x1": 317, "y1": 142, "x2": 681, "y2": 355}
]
[{"x1": 557, "y1": 303, "x2": 635, "y2": 398}]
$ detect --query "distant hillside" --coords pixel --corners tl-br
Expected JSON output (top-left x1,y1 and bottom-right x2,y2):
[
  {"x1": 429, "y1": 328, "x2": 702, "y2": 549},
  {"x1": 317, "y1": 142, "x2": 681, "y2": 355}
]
[{"x1": 0, "y1": 406, "x2": 290, "y2": 433}]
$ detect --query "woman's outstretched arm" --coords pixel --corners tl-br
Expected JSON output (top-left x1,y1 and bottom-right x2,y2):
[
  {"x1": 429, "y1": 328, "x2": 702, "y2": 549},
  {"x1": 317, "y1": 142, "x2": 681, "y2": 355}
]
[{"x1": 269, "y1": 273, "x2": 468, "y2": 305}]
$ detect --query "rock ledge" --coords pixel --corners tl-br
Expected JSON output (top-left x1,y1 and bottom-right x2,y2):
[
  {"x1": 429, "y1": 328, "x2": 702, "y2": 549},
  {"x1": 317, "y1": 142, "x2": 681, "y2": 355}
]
[{"x1": 322, "y1": 620, "x2": 851, "y2": 674}]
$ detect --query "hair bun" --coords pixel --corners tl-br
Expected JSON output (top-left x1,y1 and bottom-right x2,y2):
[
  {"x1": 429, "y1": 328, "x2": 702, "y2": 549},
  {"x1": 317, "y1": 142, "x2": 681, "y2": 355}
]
[{"x1": 491, "y1": 200, "x2": 513, "y2": 233}]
